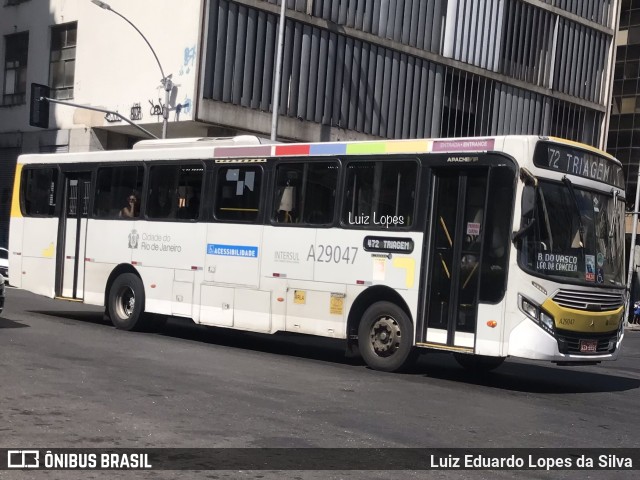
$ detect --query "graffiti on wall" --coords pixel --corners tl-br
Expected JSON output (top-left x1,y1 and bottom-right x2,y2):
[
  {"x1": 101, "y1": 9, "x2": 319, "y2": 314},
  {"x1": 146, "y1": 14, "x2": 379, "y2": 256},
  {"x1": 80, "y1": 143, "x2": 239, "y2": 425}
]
[
  {"x1": 149, "y1": 99, "x2": 164, "y2": 120},
  {"x1": 130, "y1": 103, "x2": 143, "y2": 121},
  {"x1": 105, "y1": 111, "x2": 121, "y2": 123},
  {"x1": 179, "y1": 46, "x2": 196, "y2": 76}
]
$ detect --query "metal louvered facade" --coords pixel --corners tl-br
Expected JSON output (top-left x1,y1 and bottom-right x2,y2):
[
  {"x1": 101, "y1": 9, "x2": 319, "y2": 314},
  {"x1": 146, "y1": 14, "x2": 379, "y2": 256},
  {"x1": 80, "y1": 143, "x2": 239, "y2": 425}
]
[
  {"x1": 607, "y1": 0, "x2": 640, "y2": 211},
  {"x1": 198, "y1": 0, "x2": 620, "y2": 148}
]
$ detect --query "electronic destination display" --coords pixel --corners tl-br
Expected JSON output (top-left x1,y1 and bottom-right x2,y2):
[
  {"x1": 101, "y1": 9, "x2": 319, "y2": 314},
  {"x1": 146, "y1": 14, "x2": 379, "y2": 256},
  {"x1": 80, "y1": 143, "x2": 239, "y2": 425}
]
[{"x1": 534, "y1": 142, "x2": 624, "y2": 189}]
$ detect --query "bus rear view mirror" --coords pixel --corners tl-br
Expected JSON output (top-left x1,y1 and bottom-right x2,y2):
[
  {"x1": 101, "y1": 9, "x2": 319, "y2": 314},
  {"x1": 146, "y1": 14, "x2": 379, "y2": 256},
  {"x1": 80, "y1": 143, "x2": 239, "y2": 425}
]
[
  {"x1": 521, "y1": 185, "x2": 535, "y2": 219},
  {"x1": 512, "y1": 185, "x2": 536, "y2": 246}
]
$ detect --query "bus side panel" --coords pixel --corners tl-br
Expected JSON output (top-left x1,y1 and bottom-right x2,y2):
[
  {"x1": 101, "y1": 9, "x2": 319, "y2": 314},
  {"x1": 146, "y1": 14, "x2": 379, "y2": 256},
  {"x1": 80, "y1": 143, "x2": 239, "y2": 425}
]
[
  {"x1": 201, "y1": 223, "x2": 267, "y2": 330},
  {"x1": 234, "y1": 289, "x2": 271, "y2": 333},
  {"x1": 314, "y1": 229, "x2": 423, "y2": 321},
  {"x1": 84, "y1": 219, "x2": 133, "y2": 307},
  {"x1": 130, "y1": 222, "x2": 207, "y2": 319},
  {"x1": 140, "y1": 266, "x2": 174, "y2": 315},
  {"x1": 21, "y1": 218, "x2": 59, "y2": 297},
  {"x1": 204, "y1": 224, "x2": 263, "y2": 287},
  {"x1": 83, "y1": 261, "x2": 115, "y2": 307},
  {"x1": 8, "y1": 163, "x2": 23, "y2": 288},
  {"x1": 474, "y1": 303, "x2": 506, "y2": 356},
  {"x1": 261, "y1": 227, "x2": 316, "y2": 282},
  {"x1": 8, "y1": 217, "x2": 23, "y2": 288}
]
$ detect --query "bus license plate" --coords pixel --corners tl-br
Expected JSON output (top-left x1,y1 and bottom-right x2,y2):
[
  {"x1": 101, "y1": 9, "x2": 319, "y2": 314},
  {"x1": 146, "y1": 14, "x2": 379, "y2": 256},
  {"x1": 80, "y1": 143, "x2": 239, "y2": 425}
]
[{"x1": 579, "y1": 340, "x2": 598, "y2": 353}]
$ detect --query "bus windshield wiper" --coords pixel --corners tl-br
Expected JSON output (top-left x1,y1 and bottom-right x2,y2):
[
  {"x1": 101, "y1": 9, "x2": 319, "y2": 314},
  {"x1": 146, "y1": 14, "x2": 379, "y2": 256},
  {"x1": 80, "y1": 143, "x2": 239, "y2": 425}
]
[{"x1": 562, "y1": 176, "x2": 585, "y2": 249}]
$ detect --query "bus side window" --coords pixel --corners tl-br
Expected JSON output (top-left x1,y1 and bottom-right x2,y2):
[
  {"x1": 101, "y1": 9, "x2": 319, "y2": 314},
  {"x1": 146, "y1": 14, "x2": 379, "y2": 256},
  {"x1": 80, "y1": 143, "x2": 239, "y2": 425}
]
[
  {"x1": 176, "y1": 165, "x2": 203, "y2": 220},
  {"x1": 272, "y1": 161, "x2": 338, "y2": 225},
  {"x1": 147, "y1": 164, "x2": 203, "y2": 221},
  {"x1": 273, "y1": 164, "x2": 302, "y2": 223},
  {"x1": 479, "y1": 168, "x2": 515, "y2": 303},
  {"x1": 214, "y1": 166, "x2": 262, "y2": 222},
  {"x1": 22, "y1": 168, "x2": 58, "y2": 216},
  {"x1": 303, "y1": 162, "x2": 338, "y2": 224},
  {"x1": 378, "y1": 161, "x2": 417, "y2": 227},
  {"x1": 94, "y1": 166, "x2": 143, "y2": 219},
  {"x1": 342, "y1": 160, "x2": 417, "y2": 228},
  {"x1": 343, "y1": 162, "x2": 375, "y2": 221}
]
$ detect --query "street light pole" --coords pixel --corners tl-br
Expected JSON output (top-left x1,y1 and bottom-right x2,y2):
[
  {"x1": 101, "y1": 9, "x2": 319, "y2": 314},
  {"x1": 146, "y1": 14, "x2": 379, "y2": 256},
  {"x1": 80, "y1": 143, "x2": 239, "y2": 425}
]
[
  {"x1": 270, "y1": 0, "x2": 287, "y2": 141},
  {"x1": 91, "y1": 0, "x2": 171, "y2": 138}
]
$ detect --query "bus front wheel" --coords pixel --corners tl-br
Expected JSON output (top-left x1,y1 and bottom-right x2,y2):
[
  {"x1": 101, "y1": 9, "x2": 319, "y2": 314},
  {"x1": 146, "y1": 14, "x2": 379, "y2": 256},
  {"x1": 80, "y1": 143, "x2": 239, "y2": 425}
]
[
  {"x1": 358, "y1": 301, "x2": 415, "y2": 372},
  {"x1": 107, "y1": 273, "x2": 146, "y2": 331}
]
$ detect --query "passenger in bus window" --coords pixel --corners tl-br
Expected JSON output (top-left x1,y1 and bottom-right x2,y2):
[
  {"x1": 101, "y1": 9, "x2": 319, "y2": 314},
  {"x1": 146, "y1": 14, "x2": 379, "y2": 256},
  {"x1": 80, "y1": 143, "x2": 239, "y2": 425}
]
[{"x1": 120, "y1": 192, "x2": 139, "y2": 218}]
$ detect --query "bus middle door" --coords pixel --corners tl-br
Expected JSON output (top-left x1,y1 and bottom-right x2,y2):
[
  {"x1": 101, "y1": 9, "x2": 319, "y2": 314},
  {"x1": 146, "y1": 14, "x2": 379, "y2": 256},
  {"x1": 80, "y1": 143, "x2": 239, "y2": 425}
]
[
  {"x1": 423, "y1": 169, "x2": 488, "y2": 350},
  {"x1": 56, "y1": 171, "x2": 91, "y2": 300}
]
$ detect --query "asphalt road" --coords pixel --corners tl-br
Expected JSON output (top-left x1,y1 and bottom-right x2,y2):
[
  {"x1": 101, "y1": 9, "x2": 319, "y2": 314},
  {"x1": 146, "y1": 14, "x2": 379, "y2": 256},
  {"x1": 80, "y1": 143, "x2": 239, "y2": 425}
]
[{"x1": 1, "y1": 287, "x2": 639, "y2": 480}]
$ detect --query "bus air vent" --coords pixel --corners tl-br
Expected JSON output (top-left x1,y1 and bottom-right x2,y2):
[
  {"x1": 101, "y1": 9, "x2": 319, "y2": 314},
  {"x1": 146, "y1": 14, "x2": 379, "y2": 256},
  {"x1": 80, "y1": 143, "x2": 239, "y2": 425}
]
[{"x1": 552, "y1": 289, "x2": 623, "y2": 311}]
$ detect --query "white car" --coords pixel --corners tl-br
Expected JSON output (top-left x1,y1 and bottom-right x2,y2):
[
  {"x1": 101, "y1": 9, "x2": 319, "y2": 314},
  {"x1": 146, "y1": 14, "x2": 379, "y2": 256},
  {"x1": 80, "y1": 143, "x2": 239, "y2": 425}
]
[{"x1": 0, "y1": 247, "x2": 7, "y2": 280}]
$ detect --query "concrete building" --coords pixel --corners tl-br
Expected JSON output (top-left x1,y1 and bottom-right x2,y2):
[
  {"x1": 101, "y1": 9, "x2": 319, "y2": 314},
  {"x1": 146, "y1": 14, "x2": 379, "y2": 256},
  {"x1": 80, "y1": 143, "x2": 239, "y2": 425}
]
[
  {"x1": 608, "y1": 0, "x2": 640, "y2": 214},
  {"x1": 0, "y1": 0, "x2": 622, "y2": 245}
]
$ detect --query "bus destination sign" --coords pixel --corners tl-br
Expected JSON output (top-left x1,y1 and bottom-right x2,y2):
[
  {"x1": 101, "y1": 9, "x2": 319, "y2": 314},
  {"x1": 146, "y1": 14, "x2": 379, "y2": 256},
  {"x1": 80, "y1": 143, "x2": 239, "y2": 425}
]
[
  {"x1": 363, "y1": 236, "x2": 414, "y2": 254},
  {"x1": 534, "y1": 143, "x2": 624, "y2": 189}
]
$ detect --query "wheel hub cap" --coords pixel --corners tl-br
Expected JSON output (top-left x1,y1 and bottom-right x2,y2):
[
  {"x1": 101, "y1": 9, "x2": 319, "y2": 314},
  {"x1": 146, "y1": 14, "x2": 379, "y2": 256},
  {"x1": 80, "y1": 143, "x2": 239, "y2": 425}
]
[{"x1": 370, "y1": 316, "x2": 401, "y2": 357}]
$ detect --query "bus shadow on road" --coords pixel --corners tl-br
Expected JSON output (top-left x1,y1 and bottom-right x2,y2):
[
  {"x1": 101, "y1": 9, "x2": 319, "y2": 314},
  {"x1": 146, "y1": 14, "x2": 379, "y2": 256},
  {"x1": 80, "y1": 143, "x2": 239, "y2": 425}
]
[
  {"x1": 0, "y1": 317, "x2": 29, "y2": 329},
  {"x1": 161, "y1": 317, "x2": 359, "y2": 366},
  {"x1": 416, "y1": 353, "x2": 640, "y2": 394},
  {"x1": 25, "y1": 310, "x2": 640, "y2": 393},
  {"x1": 28, "y1": 310, "x2": 112, "y2": 327}
]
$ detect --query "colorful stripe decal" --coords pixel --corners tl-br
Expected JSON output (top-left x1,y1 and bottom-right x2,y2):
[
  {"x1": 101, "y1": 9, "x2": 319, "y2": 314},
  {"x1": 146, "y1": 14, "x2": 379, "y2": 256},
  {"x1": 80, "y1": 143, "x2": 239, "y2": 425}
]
[
  {"x1": 275, "y1": 144, "x2": 311, "y2": 156},
  {"x1": 346, "y1": 142, "x2": 387, "y2": 155},
  {"x1": 385, "y1": 139, "x2": 431, "y2": 153},
  {"x1": 214, "y1": 146, "x2": 272, "y2": 158},
  {"x1": 209, "y1": 138, "x2": 499, "y2": 160},
  {"x1": 309, "y1": 143, "x2": 347, "y2": 155}
]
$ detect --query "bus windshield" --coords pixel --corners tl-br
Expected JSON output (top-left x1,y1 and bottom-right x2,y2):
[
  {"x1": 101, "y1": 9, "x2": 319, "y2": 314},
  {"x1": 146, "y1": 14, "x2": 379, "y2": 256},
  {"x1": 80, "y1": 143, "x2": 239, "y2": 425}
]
[{"x1": 518, "y1": 180, "x2": 625, "y2": 287}]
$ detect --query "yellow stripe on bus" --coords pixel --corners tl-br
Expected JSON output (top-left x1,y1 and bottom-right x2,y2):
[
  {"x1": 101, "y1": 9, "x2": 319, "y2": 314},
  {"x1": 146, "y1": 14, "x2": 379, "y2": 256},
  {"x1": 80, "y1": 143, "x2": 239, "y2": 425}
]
[
  {"x1": 541, "y1": 298, "x2": 623, "y2": 333},
  {"x1": 548, "y1": 136, "x2": 616, "y2": 161},
  {"x1": 10, "y1": 163, "x2": 22, "y2": 218}
]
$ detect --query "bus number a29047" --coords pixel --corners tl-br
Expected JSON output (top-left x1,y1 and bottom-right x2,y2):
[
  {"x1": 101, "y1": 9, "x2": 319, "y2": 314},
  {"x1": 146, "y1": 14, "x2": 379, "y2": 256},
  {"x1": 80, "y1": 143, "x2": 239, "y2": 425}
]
[{"x1": 307, "y1": 244, "x2": 358, "y2": 264}]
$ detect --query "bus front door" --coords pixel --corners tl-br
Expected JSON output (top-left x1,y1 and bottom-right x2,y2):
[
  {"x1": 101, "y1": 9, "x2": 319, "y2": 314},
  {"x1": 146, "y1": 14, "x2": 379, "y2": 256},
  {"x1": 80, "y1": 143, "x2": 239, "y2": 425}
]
[
  {"x1": 423, "y1": 170, "x2": 488, "y2": 350},
  {"x1": 57, "y1": 172, "x2": 91, "y2": 299}
]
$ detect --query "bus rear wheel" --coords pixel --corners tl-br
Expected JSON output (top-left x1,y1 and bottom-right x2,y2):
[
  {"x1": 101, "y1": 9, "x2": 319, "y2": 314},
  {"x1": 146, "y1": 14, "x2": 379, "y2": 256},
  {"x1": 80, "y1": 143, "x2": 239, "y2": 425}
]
[
  {"x1": 107, "y1": 273, "x2": 147, "y2": 331},
  {"x1": 453, "y1": 353, "x2": 505, "y2": 372},
  {"x1": 358, "y1": 301, "x2": 415, "y2": 372}
]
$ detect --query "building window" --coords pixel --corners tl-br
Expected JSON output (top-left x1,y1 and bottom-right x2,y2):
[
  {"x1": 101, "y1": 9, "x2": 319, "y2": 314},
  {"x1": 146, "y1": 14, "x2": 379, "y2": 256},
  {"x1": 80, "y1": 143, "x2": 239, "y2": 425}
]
[
  {"x1": 49, "y1": 22, "x2": 76, "y2": 100},
  {"x1": 3, "y1": 32, "x2": 29, "y2": 106}
]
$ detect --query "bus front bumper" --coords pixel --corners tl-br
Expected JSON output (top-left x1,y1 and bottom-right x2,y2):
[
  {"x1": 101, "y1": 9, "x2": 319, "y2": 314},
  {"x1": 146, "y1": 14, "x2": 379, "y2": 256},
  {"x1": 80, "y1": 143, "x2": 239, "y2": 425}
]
[{"x1": 507, "y1": 317, "x2": 622, "y2": 363}]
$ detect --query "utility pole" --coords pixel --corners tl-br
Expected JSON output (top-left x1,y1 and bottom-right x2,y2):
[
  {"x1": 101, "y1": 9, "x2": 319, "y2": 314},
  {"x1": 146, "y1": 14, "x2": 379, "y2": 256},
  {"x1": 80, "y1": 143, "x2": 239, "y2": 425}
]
[{"x1": 270, "y1": 0, "x2": 287, "y2": 141}]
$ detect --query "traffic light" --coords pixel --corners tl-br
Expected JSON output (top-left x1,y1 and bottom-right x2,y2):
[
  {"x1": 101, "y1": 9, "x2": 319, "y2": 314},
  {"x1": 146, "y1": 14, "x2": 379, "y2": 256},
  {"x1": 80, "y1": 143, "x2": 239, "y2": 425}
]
[{"x1": 29, "y1": 83, "x2": 50, "y2": 129}]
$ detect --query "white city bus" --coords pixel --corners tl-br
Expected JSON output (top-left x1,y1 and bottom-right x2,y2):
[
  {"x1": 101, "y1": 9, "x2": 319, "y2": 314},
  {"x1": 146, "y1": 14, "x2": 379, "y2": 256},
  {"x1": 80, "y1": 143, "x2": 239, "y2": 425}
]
[{"x1": 8, "y1": 135, "x2": 626, "y2": 372}]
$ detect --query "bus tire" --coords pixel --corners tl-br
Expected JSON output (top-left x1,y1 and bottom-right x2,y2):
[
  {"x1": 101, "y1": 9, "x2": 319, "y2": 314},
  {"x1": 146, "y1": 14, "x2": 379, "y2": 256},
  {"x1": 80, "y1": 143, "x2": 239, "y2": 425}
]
[
  {"x1": 358, "y1": 301, "x2": 415, "y2": 372},
  {"x1": 107, "y1": 273, "x2": 147, "y2": 331},
  {"x1": 453, "y1": 353, "x2": 505, "y2": 372}
]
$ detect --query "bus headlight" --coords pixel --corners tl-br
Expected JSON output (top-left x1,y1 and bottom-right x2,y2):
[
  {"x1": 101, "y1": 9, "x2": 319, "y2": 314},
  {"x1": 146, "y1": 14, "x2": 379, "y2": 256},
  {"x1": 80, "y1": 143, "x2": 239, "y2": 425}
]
[
  {"x1": 519, "y1": 295, "x2": 555, "y2": 335},
  {"x1": 540, "y1": 311, "x2": 554, "y2": 332},
  {"x1": 521, "y1": 297, "x2": 538, "y2": 319}
]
